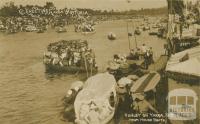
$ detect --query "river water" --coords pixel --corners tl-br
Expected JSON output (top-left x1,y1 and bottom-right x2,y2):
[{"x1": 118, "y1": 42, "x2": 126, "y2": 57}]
[{"x1": 0, "y1": 20, "x2": 166, "y2": 124}]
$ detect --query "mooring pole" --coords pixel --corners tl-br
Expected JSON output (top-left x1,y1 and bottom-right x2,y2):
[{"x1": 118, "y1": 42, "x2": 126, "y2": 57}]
[{"x1": 126, "y1": 21, "x2": 131, "y2": 51}]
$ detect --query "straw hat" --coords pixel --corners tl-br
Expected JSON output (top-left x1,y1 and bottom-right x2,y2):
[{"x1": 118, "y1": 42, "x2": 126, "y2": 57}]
[
  {"x1": 74, "y1": 87, "x2": 80, "y2": 92},
  {"x1": 118, "y1": 77, "x2": 132, "y2": 87},
  {"x1": 65, "y1": 89, "x2": 73, "y2": 97}
]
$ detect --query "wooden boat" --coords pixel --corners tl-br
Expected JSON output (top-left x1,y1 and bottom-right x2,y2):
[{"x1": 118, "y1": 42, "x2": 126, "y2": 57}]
[
  {"x1": 171, "y1": 37, "x2": 199, "y2": 53},
  {"x1": 7, "y1": 29, "x2": 18, "y2": 34},
  {"x1": 149, "y1": 30, "x2": 158, "y2": 35},
  {"x1": 43, "y1": 40, "x2": 98, "y2": 73},
  {"x1": 130, "y1": 71, "x2": 160, "y2": 93},
  {"x1": 74, "y1": 73, "x2": 118, "y2": 124},
  {"x1": 81, "y1": 30, "x2": 96, "y2": 35},
  {"x1": 108, "y1": 32, "x2": 116, "y2": 40},
  {"x1": 143, "y1": 26, "x2": 150, "y2": 31},
  {"x1": 157, "y1": 28, "x2": 166, "y2": 37},
  {"x1": 37, "y1": 28, "x2": 44, "y2": 33},
  {"x1": 0, "y1": 24, "x2": 6, "y2": 32},
  {"x1": 63, "y1": 81, "x2": 84, "y2": 122},
  {"x1": 45, "y1": 63, "x2": 97, "y2": 73},
  {"x1": 56, "y1": 26, "x2": 67, "y2": 33},
  {"x1": 24, "y1": 25, "x2": 37, "y2": 32},
  {"x1": 134, "y1": 29, "x2": 141, "y2": 35}
]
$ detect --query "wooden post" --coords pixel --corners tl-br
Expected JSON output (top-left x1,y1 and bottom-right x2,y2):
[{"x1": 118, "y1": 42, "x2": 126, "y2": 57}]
[
  {"x1": 90, "y1": 62, "x2": 93, "y2": 77},
  {"x1": 132, "y1": 20, "x2": 137, "y2": 48},
  {"x1": 127, "y1": 22, "x2": 131, "y2": 51},
  {"x1": 134, "y1": 34, "x2": 138, "y2": 49}
]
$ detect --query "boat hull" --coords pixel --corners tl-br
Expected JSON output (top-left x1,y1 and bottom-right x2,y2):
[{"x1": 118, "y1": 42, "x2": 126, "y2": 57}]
[
  {"x1": 74, "y1": 73, "x2": 118, "y2": 124},
  {"x1": 45, "y1": 64, "x2": 98, "y2": 73}
]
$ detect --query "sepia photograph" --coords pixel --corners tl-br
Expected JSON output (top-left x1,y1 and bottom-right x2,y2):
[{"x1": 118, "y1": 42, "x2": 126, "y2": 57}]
[{"x1": 0, "y1": 0, "x2": 199, "y2": 124}]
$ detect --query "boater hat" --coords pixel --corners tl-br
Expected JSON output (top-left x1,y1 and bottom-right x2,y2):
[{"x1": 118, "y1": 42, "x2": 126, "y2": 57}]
[
  {"x1": 118, "y1": 77, "x2": 132, "y2": 87},
  {"x1": 65, "y1": 89, "x2": 73, "y2": 97}
]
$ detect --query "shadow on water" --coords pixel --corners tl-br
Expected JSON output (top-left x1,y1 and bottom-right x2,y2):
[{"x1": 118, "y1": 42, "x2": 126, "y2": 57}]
[{"x1": 44, "y1": 71, "x2": 89, "y2": 81}]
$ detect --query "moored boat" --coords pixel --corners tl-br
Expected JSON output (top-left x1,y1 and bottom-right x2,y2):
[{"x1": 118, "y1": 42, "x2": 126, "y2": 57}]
[
  {"x1": 45, "y1": 63, "x2": 97, "y2": 73},
  {"x1": 149, "y1": 29, "x2": 158, "y2": 35},
  {"x1": 134, "y1": 27, "x2": 142, "y2": 35},
  {"x1": 43, "y1": 39, "x2": 98, "y2": 73},
  {"x1": 108, "y1": 32, "x2": 116, "y2": 40},
  {"x1": 74, "y1": 73, "x2": 118, "y2": 124},
  {"x1": 56, "y1": 26, "x2": 67, "y2": 33}
]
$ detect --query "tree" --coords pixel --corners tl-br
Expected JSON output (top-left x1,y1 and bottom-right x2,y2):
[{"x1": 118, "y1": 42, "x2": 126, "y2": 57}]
[
  {"x1": 44, "y1": 2, "x2": 55, "y2": 9},
  {"x1": 0, "y1": 2, "x2": 19, "y2": 16}
]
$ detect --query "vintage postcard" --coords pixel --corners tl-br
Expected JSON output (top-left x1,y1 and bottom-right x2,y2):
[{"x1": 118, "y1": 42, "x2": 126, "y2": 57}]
[{"x1": 0, "y1": 0, "x2": 199, "y2": 124}]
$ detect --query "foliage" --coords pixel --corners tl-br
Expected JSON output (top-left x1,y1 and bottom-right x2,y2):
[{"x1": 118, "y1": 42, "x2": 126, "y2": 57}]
[{"x1": 0, "y1": 2, "x2": 167, "y2": 17}]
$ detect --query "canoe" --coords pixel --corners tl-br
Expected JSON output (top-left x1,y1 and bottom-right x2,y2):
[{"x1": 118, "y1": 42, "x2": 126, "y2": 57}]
[{"x1": 130, "y1": 71, "x2": 160, "y2": 93}]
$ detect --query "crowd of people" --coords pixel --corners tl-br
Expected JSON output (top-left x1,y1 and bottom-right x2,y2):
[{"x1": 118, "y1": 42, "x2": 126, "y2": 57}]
[
  {"x1": 0, "y1": 16, "x2": 96, "y2": 33},
  {"x1": 43, "y1": 40, "x2": 97, "y2": 70},
  {"x1": 74, "y1": 20, "x2": 95, "y2": 33},
  {"x1": 0, "y1": 16, "x2": 50, "y2": 33},
  {"x1": 114, "y1": 74, "x2": 159, "y2": 123},
  {"x1": 75, "y1": 100, "x2": 114, "y2": 124},
  {"x1": 111, "y1": 43, "x2": 154, "y2": 70},
  {"x1": 0, "y1": 5, "x2": 95, "y2": 33}
]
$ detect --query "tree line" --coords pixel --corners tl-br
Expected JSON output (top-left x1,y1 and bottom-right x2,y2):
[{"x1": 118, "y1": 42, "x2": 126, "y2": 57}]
[{"x1": 0, "y1": 2, "x2": 168, "y2": 17}]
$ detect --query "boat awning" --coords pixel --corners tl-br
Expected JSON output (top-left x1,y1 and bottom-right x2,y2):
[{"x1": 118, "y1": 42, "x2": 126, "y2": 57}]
[
  {"x1": 74, "y1": 73, "x2": 117, "y2": 123},
  {"x1": 75, "y1": 72, "x2": 116, "y2": 104},
  {"x1": 130, "y1": 72, "x2": 160, "y2": 93},
  {"x1": 166, "y1": 46, "x2": 200, "y2": 77}
]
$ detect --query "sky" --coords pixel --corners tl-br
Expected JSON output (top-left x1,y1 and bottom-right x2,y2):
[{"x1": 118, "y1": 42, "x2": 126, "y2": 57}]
[{"x1": 0, "y1": 0, "x2": 167, "y2": 10}]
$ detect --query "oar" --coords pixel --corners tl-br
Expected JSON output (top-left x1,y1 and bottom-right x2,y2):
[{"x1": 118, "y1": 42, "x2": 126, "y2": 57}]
[
  {"x1": 74, "y1": 70, "x2": 80, "y2": 76},
  {"x1": 84, "y1": 55, "x2": 89, "y2": 78}
]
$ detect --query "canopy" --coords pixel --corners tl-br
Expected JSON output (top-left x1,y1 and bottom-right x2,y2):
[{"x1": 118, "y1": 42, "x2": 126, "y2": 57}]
[
  {"x1": 130, "y1": 72, "x2": 160, "y2": 93},
  {"x1": 74, "y1": 72, "x2": 116, "y2": 118},
  {"x1": 166, "y1": 46, "x2": 200, "y2": 77}
]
